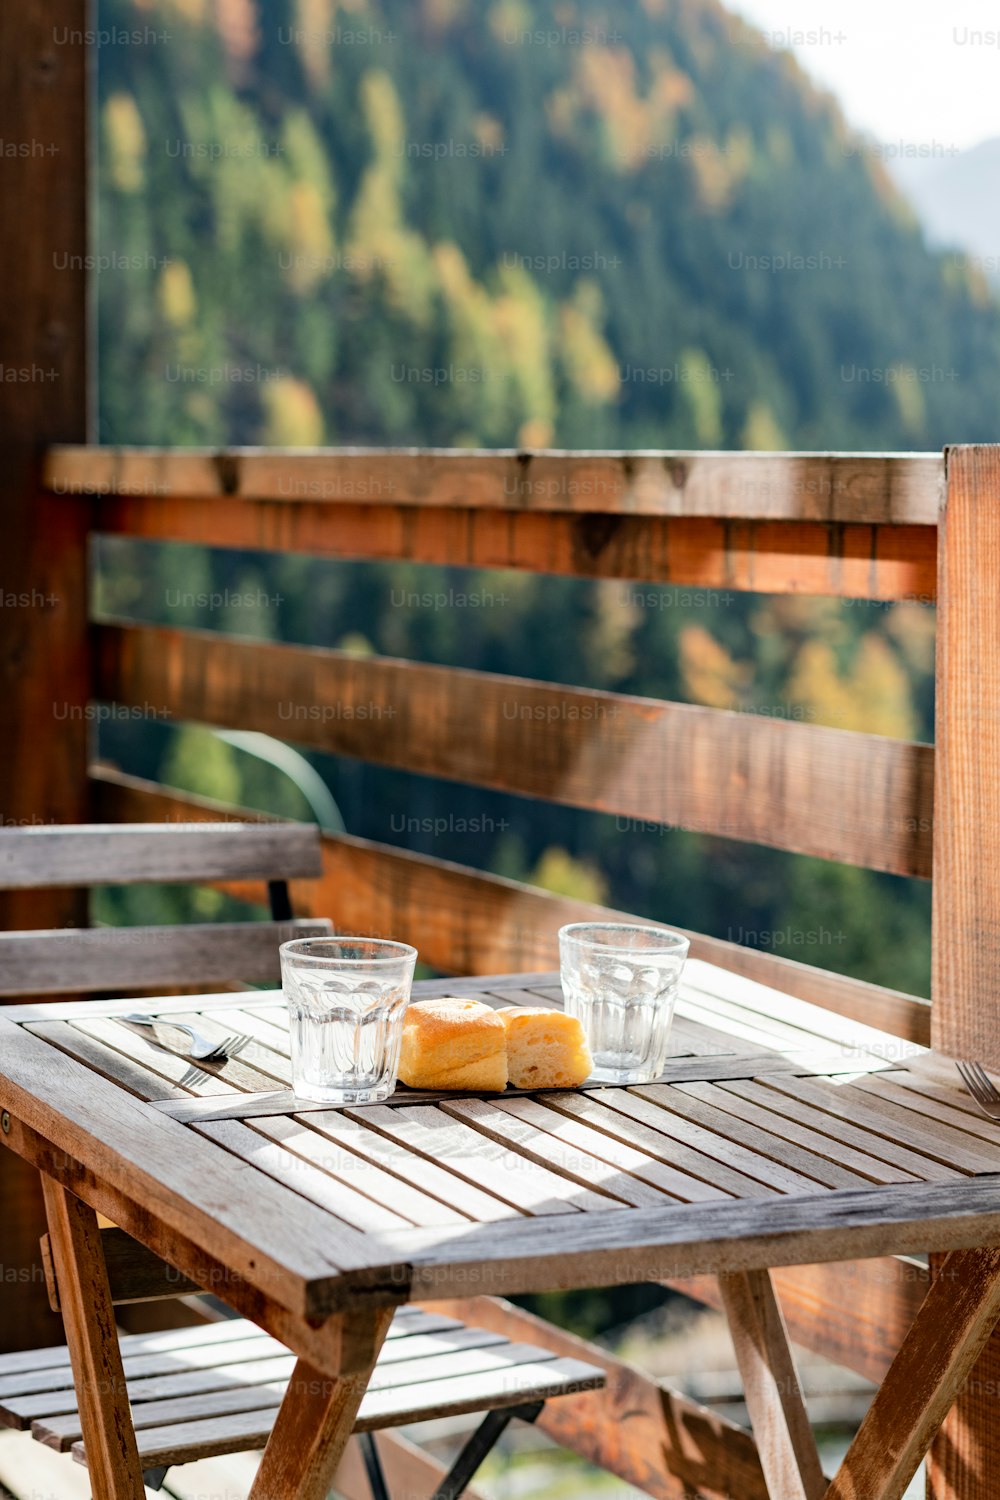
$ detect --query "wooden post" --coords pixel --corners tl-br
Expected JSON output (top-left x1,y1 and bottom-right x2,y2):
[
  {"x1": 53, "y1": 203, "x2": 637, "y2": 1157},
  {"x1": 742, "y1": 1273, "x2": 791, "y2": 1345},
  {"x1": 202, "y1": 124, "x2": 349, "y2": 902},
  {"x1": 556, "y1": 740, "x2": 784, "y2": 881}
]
[
  {"x1": 928, "y1": 445, "x2": 1000, "y2": 1497},
  {"x1": 40, "y1": 1179, "x2": 146, "y2": 1500},
  {"x1": 0, "y1": 1, "x2": 92, "y2": 1349}
]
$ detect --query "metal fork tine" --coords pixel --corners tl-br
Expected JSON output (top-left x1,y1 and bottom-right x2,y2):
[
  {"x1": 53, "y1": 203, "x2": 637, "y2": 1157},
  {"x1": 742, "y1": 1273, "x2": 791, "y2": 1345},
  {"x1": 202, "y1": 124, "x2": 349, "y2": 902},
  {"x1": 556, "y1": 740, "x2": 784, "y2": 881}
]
[
  {"x1": 972, "y1": 1061, "x2": 1000, "y2": 1102},
  {"x1": 957, "y1": 1062, "x2": 986, "y2": 1102},
  {"x1": 223, "y1": 1034, "x2": 251, "y2": 1061}
]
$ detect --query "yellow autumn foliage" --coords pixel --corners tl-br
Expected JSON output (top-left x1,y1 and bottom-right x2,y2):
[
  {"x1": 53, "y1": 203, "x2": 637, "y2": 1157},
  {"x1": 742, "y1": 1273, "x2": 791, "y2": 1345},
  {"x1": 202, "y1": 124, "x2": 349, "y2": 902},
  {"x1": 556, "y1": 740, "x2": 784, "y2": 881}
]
[
  {"x1": 531, "y1": 846, "x2": 608, "y2": 906},
  {"x1": 679, "y1": 625, "x2": 749, "y2": 709},
  {"x1": 158, "y1": 260, "x2": 197, "y2": 328},
  {"x1": 104, "y1": 93, "x2": 147, "y2": 194},
  {"x1": 787, "y1": 633, "x2": 916, "y2": 737},
  {"x1": 262, "y1": 376, "x2": 325, "y2": 446}
]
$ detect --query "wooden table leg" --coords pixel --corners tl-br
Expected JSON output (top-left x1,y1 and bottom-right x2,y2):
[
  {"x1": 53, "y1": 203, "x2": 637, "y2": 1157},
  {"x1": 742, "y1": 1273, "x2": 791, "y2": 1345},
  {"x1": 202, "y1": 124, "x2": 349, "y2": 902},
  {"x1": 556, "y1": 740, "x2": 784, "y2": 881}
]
[
  {"x1": 718, "y1": 1268, "x2": 826, "y2": 1500},
  {"x1": 40, "y1": 1176, "x2": 146, "y2": 1500},
  {"x1": 823, "y1": 1245, "x2": 1000, "y2": 1500},
  {"x1": 248, "y1": 1305, "x2": 395, "y2": 1500}
]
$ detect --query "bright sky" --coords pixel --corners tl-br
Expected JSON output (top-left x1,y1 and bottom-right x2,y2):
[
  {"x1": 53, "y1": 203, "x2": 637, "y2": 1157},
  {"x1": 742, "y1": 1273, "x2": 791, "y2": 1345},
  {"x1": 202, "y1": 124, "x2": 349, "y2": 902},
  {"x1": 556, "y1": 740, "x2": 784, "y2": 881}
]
[{"x1": 730, "y1": 0, "x2": 1000, "y2": 151}]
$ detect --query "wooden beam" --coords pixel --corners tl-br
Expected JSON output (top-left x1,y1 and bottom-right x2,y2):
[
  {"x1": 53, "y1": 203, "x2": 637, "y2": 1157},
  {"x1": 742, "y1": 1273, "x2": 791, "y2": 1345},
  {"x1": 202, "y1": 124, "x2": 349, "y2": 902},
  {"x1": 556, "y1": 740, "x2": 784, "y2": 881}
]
[
  {"x1": 92, "y1": 766, "x2": 931, "y2": 1044},
  {"x1": 669, "y1": 1256, "x2": 928, "y2": 1386},
  {"x1": 39, "y1": 1180, "x2": 146, "y2": 1500},
  {"x1": 426, "y1": 1295, "x2": 768, "y2": 1500},
  {"x1": 932, "y1": 446, "x2": 1000, "y2": 1064},
  {"x1": 247, "y1": 1308, "x2": 395, "y2": 1500},
  {"x1": 929, "y1": 444, "x2": 1000, "y2": 1498},
  {"x1": 40, "y1": 1225, "x2": 201, "y2": 1307},
  {"x1": 829, "y1": 1247, "x2": 1000, "y2": 1500},
  {"x1": 718, "y1": 1269, "x2": 825, "y2": 1500},
  {"x1": 45, "y1": 445, "x2": 944, "y2": 523},
  {"x1": 0, "y1": 0, "x2": 91, "y2": 1356},
  {"x1": 0, "y1": 821, "x2": 321, "y2": 889},
  {"x1": 0, "y1": 918, "x2": 330, "y2": 995},
  {"x1": 95, "y1": 620, "x2": 934, "y2": 878},
  {"x1": 85, "y1": 493, "x2": 935, "y2": 601}
]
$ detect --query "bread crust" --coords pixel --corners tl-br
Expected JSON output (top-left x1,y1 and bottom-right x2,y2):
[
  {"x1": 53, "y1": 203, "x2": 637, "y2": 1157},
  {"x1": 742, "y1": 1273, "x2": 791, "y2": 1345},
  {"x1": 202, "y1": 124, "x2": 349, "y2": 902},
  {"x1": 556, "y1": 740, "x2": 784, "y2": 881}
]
[{"x1": 398, "y1": 997, "x2": 508, "y2": 1091}]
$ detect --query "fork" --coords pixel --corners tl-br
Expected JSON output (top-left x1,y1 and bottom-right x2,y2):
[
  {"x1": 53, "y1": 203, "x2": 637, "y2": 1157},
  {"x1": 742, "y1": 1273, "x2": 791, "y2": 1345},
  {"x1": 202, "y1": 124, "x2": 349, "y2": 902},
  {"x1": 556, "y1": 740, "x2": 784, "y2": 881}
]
[
  {"x1": 123, "y1": 1013, "x2": 253, "y2": 1066},
  {"x1": 956, "y1": 1060, "x2": 1000, "y2": 1119}
]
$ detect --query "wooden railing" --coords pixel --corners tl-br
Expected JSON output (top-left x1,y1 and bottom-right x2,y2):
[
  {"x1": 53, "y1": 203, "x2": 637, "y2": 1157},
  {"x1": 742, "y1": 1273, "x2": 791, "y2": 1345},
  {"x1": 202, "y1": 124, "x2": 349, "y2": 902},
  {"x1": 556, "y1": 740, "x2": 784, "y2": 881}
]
[
  {"x1": 45, "y1": 444, "x2": 936, "y2": 1056},
  {"x1": 29, "y1": 440, "x2": 1000, "y2": 1496}
]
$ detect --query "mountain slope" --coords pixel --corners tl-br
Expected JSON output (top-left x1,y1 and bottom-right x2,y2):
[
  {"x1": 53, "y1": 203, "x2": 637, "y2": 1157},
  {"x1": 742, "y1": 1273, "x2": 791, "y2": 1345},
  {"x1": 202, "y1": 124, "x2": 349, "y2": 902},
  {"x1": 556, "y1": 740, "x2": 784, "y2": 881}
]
[{"x1": 97, "y1": 0, "x2": 1000, "y2": 451}]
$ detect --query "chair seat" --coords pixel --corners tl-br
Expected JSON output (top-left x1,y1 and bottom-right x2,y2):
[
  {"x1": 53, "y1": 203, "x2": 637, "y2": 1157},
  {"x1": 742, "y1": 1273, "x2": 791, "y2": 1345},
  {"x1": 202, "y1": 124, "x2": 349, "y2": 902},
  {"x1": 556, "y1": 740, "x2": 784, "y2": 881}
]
[{"x1": 0, "y1": 1307, "x2": 605, "y2": 1471}]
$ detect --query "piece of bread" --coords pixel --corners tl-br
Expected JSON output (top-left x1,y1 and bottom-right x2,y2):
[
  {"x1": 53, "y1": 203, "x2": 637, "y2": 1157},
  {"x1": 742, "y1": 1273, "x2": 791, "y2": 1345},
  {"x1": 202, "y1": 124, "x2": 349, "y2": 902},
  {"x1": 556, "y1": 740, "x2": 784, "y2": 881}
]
[
  {"x1": 398, "y1": 997, "x2": 508, "y2": 1092},
  {"x1": 498, "y1": 1008, "x2": 592, "y2": 1089}
]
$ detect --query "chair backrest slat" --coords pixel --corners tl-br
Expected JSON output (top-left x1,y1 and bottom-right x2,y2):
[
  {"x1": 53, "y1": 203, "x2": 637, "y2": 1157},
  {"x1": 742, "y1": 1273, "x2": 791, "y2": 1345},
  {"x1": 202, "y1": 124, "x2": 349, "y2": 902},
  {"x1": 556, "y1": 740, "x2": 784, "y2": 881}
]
[
  {"x1": 0, "y1": 823, "x2": 322, "y2": 889},
  {"x1": 0, "y1": 919, "x2": 329, "y2": 995}
]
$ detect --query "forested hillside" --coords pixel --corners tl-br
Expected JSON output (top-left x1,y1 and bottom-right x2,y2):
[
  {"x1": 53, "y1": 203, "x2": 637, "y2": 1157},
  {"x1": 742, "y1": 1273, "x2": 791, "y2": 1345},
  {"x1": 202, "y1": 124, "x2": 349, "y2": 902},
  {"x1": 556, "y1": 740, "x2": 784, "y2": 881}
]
[
  {"x1": 94, "y1": 0, "x2": 960, "y2": 996},
  {"x1": 99, "y1": 0, "x2": 1000, "y2": 450}
]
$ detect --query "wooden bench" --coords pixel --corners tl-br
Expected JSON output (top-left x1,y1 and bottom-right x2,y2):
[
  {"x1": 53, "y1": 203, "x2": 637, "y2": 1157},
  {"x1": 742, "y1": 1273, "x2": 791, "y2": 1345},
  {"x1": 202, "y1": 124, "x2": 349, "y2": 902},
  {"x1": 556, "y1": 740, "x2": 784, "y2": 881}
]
[{"x1": 0, "y1": 1307, "x2": 604, "y2": 1498}]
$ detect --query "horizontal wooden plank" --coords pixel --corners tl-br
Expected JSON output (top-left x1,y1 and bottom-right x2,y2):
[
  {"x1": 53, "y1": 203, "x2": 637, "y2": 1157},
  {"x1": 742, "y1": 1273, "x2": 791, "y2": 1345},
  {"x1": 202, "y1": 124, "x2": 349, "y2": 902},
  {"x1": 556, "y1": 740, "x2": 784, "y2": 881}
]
[
  {"x1": 0, "y1": 821, "x2": 321, "y2": 890},
  {"x1": 372, "y1": 1176, "x2": 1000, "y2": 1298},
  {"x1": 87, "y1": 497, "x2": 937, "y2": 602},
  {"x1": 0, "y1": 919, "x2": 330, "y2": 995},
  {"x1": 346, "y1": 1103, "x2": 619, "y2": 1216},
  {"x1": 149, "y1": 1053, "x2": 836, "y2": 1125},
  {"x1": 95, "y1": 621, "x2": 933, "y2": 879},
  {"x1": 52, "y1": 1227, "x2": 198, "y2": 1306},
  {"x1": 668, "y1": 1257, "x2": 927, "y2": 1386},
  {"x1": 45, "y1": 446, "x2": 944, "y2": 523},
  {"x1": 92, "y1": 768, "x2": 931, "y2": 1044},
  {"x1": 82, "y1": 1354, "x2": 606, "y2": 1467}
]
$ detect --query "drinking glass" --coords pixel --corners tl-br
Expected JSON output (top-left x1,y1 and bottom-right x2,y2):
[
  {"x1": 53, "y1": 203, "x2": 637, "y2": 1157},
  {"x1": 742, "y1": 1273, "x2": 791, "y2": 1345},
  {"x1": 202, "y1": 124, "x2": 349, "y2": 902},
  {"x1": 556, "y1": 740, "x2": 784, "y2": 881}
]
[
  {"x1": 558, "y1": 922, "x2": 690, "y2": 1084},
  {"x1": 279, "y1": 937, "x2": 417, "y2": 1104}
]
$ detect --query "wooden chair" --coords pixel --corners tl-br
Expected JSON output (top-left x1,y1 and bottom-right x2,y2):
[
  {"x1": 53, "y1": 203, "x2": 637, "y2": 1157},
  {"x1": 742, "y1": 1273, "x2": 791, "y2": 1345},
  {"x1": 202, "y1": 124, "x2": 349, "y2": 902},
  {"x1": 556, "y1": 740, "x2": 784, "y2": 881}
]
[
  {"x1": 0, "y1": 820, "x2": 333, "y2": 1355},
  {"x1": 0, "y1": 822, "x2": 333, "y2": 996},
  {"x1": 0, "y1": 1227, "x2": 605, "y2": 1498},
  {"x1": 0, "y1": 824, "x2": 608, "y2": 1498}
]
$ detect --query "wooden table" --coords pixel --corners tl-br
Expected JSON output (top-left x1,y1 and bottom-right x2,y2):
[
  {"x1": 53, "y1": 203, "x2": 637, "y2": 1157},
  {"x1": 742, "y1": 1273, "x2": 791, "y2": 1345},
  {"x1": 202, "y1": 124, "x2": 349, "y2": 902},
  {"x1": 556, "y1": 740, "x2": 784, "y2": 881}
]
[{"x1": 4, "y1": 963, "x2": 1000, "y2": 1500}]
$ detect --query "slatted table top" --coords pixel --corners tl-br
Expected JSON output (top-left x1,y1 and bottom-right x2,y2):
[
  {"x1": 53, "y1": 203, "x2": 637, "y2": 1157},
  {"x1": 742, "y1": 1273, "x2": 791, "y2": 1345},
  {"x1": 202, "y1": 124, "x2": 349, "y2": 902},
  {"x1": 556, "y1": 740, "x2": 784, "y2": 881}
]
[{"x1": 3, "y1": 962, "x2": 1000, "y2": 1321}]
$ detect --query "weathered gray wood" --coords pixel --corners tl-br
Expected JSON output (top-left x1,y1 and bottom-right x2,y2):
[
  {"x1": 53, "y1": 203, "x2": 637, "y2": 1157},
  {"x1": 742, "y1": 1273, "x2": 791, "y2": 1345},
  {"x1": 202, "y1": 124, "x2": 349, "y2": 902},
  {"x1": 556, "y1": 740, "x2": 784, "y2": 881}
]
[
  {"x1": 46, "y1": 445, "x2": 945, "y2": 523},
  {"x1": 70, "y1": 1353, "x2": 605, "y2": 1467},
  {"x1": 251, "y1": 1115, "x2": 470, "y2": 1228},
  {"x1": 718, "y1": 1269, "x2": 825, "y2": 1500},
  {"x1": 0, "y1": 919, "x2": 330, "y2": 994},
  {"x1": 584, "y1": 1087, "x2": 829, "y2": 1194},
  {"x1": 39, "y1": 1181, "x2": 146, "y2": 1500},
  {"x1": 493, "y1": 1095, "x2": 733, "y2": 1204},
  {"x1": 0, "y1": 1015, "x2": 404, "y2": 1318},
  {"x1": 440, "y1": 1097, "x2": 674, "y2": 1207},
  {"x1": 0, "y1": 822, "x2": 322, "y2": 888},
  {"x1": 634, "y1": 1084, "x2": 874, "y2": 1190},
  {"x1": 368, "y1": 1175, "x2": 1000, "y2": 1300},
  {"x1": 149, "y1": 1050, "x2": 825, "y2": 1124},
  {"x1": 348, "y1": 1103, "x2": 624, "y2": 1216}
]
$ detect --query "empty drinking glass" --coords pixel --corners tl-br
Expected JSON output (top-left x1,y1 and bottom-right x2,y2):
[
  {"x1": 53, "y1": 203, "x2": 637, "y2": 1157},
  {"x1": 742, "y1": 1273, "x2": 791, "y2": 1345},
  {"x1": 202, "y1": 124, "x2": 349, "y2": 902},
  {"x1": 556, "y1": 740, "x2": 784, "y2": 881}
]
[
  {"x1": 280, "y1": 937, "x2": 417, "y2": 1104},
  {"x1": 558, "y1": 922, "x2": 690, "y2": 1084}
]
